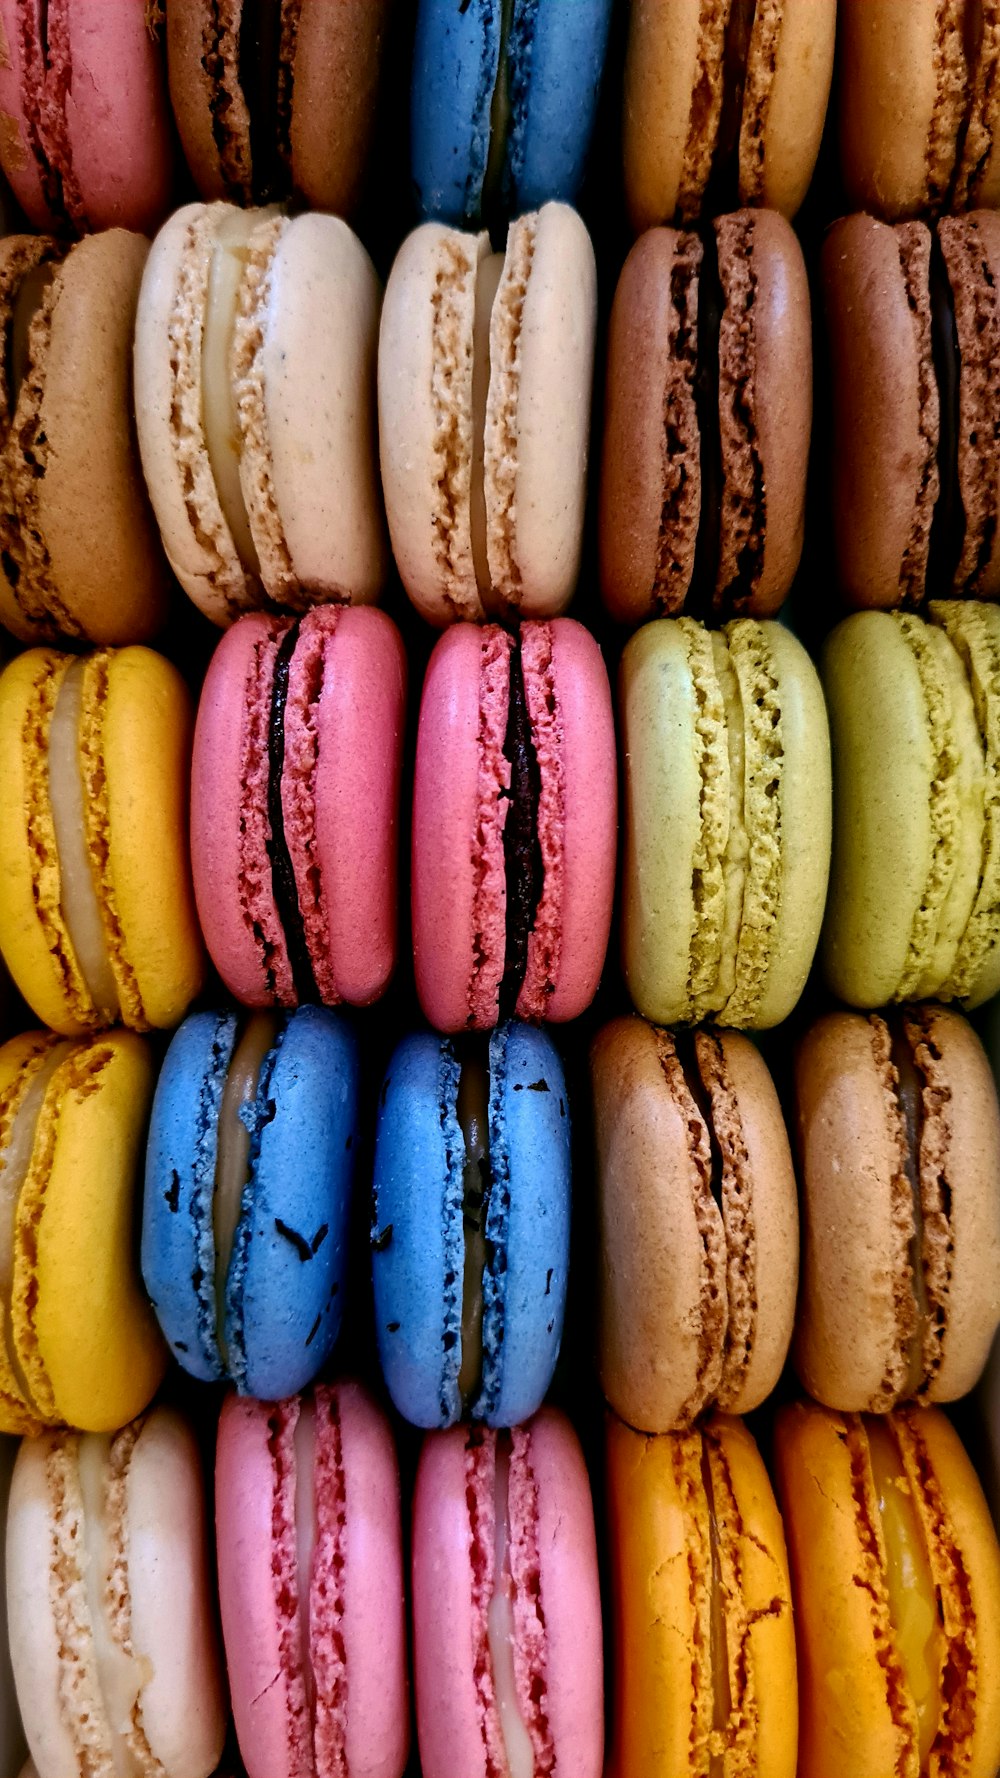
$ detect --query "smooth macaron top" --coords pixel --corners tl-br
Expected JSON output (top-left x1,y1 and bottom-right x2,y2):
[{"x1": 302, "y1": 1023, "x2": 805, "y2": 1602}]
[
  {"x1": 143, "y1": 1005, "x2": 359, "y2": 1400},
  {"x1": 167, "y1": 0, "x2": 389, "y2": 213},
  {"x1": 621, "y1": 615, "x2": 831, "y2": 1030},
  {"x1": 822, "y1": 603, "x2": 1000, "y2": 1009},
  {"x1": 216, "y1": 1383, "x2": 409, "y2": 1778},
  {"x1": 593, "y1": 1015, "x2": 798, "y2": 1434},
  {"x1": 7, "y1": 1409, "x2": 226, "y2": 1778},
  {"x1": 412, "y1": 1412, "x2": 604, "y2": 1778},
  {"x1": 600, "y1": 211, "x2": 811, "y2": 624},
  {"x1": 774, "y1": 1401, "x2": 1000, "y2": 1778},
  {"x1": 0, "y1": 645, "x2": 203, "y2": 1039},
  {"x1": 378, "y1": 201, "x2": 597, "y2": 624},
  {"x1": 794, "y1": 1005, "x2": 1000, "y2": 1412},
  {"x1": 623, "y1": 0, "x2": 836, "y2": 229},
  {"x1": 411, "y1": 0, "x2": 613, "y2": 227},
  {"x1": 605, "y1": 1410, "x2": 796, "y2": 1778},
  {"x1": 192, "y1": 604, "x2": 406, "y2": 1010},
  {"x1": 372, "y1": 1023, "x2": 571, "y2": 1431}
]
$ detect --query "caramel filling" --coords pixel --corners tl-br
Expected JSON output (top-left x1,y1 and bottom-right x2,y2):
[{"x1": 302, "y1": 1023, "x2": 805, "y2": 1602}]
[
  {"x1": 213, "y1": 1013, "x2": 281, "y2": 1367},
  {"x1": 293, "y1": 1395, "x2": 318, "y2": 1717},
  {"x1": 202, "y1": 208, "x2": 278, "y2": 574},
  {"x1": 6, "y1": 259, "x2": 56, "y2": 410},
  {"x1": 866, "y1": 1418, "x2": 943, "y2": 1771},
  {"x1": 0, "y1": 1043, "x2": 71, "y2": 1407},
  {"x1": 482, "y1": 0, "x2": 515, "y2": 223},
  {"x1": 457, "y1": 1055, "x2": 491, "y2": 1408},
  {"x1": 470, "y1": 249, "x2": 504, "y2": 609},
  {"x1": 889, "y1": 1025, "x2": 932, "y2": 1397},
  {"x1": 48, "y1": 661, "x2": 120, "y2": 1022},
  {"x1": 76, "y1": 1434, "x2": 148, "y2": 1775},
  {"x1": 486, "y1": 1435, "x2": 534, "y2": 1778}
]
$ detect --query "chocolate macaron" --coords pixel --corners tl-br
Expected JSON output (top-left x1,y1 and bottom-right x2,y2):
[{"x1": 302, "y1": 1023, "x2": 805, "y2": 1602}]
[{"x1": 600, "y1": 212, "x2": 810, "y2": 624}]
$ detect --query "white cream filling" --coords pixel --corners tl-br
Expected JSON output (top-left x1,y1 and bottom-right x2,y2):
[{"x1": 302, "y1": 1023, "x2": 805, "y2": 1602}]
[
  {"x1": 212, "y1": 1013, "x2": 281, "y2": 1368},
  {"x1": 202, "y1": 208, "x2": 277, "y2": 575},
  {"x1": 0, "y1": 1043, "x2": 71, "y2": 1405},
  {"x1": 77, "y1": 1435, "x2": 144, "y2": 1778},
  {"x1": 48, "y1": 661, "x2": 120, "y2": 1022},
  {"x1": 293, "y1": 1398, "x2": 318, "y2": 1722},
  {"x1": 487, "y1": 1439, "x2": 534, "y2": 1778}
]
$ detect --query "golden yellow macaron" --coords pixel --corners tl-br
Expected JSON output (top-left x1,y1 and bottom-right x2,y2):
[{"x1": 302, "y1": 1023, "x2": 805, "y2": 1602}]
[
  {"x1": 774, "y1": 1400, "x2": 1000, "y2": 1778},
  {"x1": 0, "y1": 1028, "x2": 166, "y2": 1434},
  {"x1": 0, "y1": 644, "x2": 204, "y2": 1036},
  {"x1": 605, "y1": 1409, "x2": 797, "y2": 1777}
]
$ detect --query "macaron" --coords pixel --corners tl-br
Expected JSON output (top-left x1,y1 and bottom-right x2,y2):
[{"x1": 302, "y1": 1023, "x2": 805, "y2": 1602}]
[
  {"x1": 372, "y1": 1022, "x2": 570, "y2": 1431},
  {"x1": 794, "y1": 1005, "x2": 1000, "y2": 1412},
  {"x1": 378, "y1": 202, "x2": 597, "y2": 624},
  {"x1": 412, "y1": 618, "x2": 616, "y2": 1032},
  {"x1": 839, "y1": 0, "x2": 1000, "y2": 218},
  {"x1": 824, "y1": 211, "x2": 1000, "y2": 609},
  {"x1": 191, "y1": 605, "x2": 406, "y2": 1009},
  {"x1": 621, "y1": 615, "x2": 831, "y2": 1028},
  {"x1": 0, "y1": 0, "x2": 175, "y2": 233},
  {"x1": 606, "y1": 1409, "x2": 796, "y2": 1778},
  {"x1": 411, "y1": 0, "x2": 613, "y2": 227},
  {"x1": 592, "y1": 1015, "x2": 798, "y2": 1433},
  {"x1": 0, "y1": 1029, "x2": 165, "y2": 1437},
  {"x1": 216, "y1": 1383, "x2": 409, "y2": 1778},
  {"x1": 774, "y1": 1400, "x2": 1000, "y2": 1778},
  {"x1": 623, "y1": 0, "x2": 836, "y2": 230},
  {"x1": 0, "y1": 231, "x2": 170, "y2": 645},
  {"x1": 0, "y1": 645, "x2": 203, "y2": 1038},
  {"x1": 822, "y1": 603, "x2": 1000, "y2": 1008},
  {"x1": 166, "y1": 0, "x2": 390, "y2": 214},
  {"x1": 412, "y1": 1412, "x2": 604, "y2": 1778},
  {"x1": 134, "y1": 202, "x2": 386, "y2": 627},
  {"x1": 8, "y1": 1408, "x2": 226, "y2": 1778},
  {"x1": 600, "y1": 212, "x2": 811, "y2": 624},
  {"x1": 143, "y1": 1006, "x2": 359, "y2": 1400}
]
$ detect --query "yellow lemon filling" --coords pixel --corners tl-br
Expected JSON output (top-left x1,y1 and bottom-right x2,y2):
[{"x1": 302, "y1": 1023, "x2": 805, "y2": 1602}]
[{"x1": 867, "y1": 1417, "x2": 943, "y2": 1771}]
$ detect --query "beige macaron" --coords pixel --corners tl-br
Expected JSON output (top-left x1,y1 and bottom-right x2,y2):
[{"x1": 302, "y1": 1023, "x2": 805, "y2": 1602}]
[{"x1": 134, "y1": 202, "x2": 386, "y2": 627}]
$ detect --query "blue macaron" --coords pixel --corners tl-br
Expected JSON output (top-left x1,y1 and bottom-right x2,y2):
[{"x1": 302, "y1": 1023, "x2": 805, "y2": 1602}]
[
  {"x1": 411, "y1": 0, "x2": 614, "y2": 227},
  {"x1": 142, "y1": 1006, "x2": 359, "y2": 1400},
  {"x1": 371, "y1": 1021, "x2": 570, "y2": 1429}
]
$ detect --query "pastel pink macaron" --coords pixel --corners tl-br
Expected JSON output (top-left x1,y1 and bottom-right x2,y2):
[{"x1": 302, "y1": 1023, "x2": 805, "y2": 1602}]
[
  {"x1": 216, "y1": 1383, "x2": 409, "y2": 1778},
  {"x1": 192, "y1": 605, "x2": 406, "y2": 1008},
  {"x1": 412, "y1": 1409, "x2": 604, "y2": 1778},
  {"x1": 0, "y1": 0, "x2": 174, "y2": 233},
  {"x1": 412, "y1": 619, "x2": 616, "y2": 1031}
]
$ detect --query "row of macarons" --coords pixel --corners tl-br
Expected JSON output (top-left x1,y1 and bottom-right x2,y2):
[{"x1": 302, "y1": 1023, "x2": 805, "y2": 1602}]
[
  {"x1": 3, "y1": 1387, "x2": 999, "y2": 1778},
  {"x1": 4, "y1": 194, "x2": 1000, "y2": 652},
  {"x1": 0, "y1": 601, "x2": 997, "y2": 1049},
  {"x1": 2, "y1": 0, "x2": 995, "y2": 242}
]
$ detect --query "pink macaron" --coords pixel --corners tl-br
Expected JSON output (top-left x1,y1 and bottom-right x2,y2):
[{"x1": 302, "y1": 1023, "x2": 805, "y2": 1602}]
[
  {"x1": 191, "y1": 605, "x2": 406, "y2": 1009},
  {"x1": 412, "y1": 618, "x2": 616, "y2": 1031},
  {"x1": 216, "y1": 1382, "x2": 409, "y2": 1778},
  {"x1": 0, "y1": 0, "x2": 175, "y2": 233},
  {"x1": 412, "y1": 1408, "x2": 604, "y2": 1778}
]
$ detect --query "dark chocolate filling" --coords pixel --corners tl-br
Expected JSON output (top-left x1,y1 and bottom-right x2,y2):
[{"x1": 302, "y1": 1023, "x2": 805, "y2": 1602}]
[
  {"x1": 703, "y1": 0, "x2": 759, "y2": 214},
  {"x1": 887, "y1": 1013, "x2": 931, "y2": 1392},
  {"x1": 497, "y1": 639, "x2": 544, "y2": 1021},
  {"x1": 237, "y1": 0, "x2": 286, "y2": 202},
  {"x1": 455, "y1": 1045, "x2": 494, "y2": 1409},
  {"x1": 265, "y1": 621, "x2": 318, "y2": 1002},
  {"x1": 675, "y1": 1030, "x2": 725, "y2": 1213},
  {"x1": 927, "y1": 228, "x2": 965, "y2": 596},
  {"x1": 689, "y1": 223, "x2": 725, "y2": 615}
]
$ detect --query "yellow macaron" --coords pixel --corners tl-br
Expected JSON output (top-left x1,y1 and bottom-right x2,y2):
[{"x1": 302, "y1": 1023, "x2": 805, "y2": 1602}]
[
  {"x1": 0, "y1": 1027, "x2": 166, "y2": 1433},
  {"x1": 0, "y1": 644, "x2": 204, "y2": 1035}
]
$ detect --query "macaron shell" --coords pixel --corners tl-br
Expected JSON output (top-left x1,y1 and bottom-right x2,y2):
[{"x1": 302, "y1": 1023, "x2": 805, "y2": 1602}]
[
  {"x1": 337, "y1": 1382, "x2": 410, "y2": 1778},
  {"x1": 411, "y1": 0, "x2": 499, "y2": 224},
  {"x1": 0, "y1": 0, "x2": 56, "y2": 228},
  {"x1": 505, "y1": 0, "x2": 613, "y2": 212},
  {"x1": 839, "y1": 0, "x2": 952, "y2": 217},
  {"x1": 412, "y1": 1428, "x2": 488, "y2": 1778},
  {"x1": 622, "y1": 0, "x2": 704, "y2": 229},
  {"x1": 741, "y1": 209, "x2": 811, "y2": 614},
  {"x1": 744, "y1": 0, "x2": 836, "y2": 216},
  {"x1": 287, "y1": 0, "x2": 390, "y2": 214},
  {"x1": 165, "y1": 1, "x2": 245, "y2": 203}
]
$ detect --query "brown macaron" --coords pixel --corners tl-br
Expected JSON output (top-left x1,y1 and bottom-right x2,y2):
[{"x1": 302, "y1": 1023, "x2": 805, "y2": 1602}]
[
  {"x1": 794, "y1": 1005, "x2": 1000, "y2": 1414},
  {"x1": 599, "y1": 210, "x2": 810, "y2": 625},
  {"x1": 166, "y1": 0, "x2": 390, "y2": 214},
  {"x1": 825, "y1": 211, "x2": 1000, "y2": 610},
  {"x1": 592, "y1": 1015, "x2": 799, "y2": 1435},
  {"x1": 839, "y1": 0, "x2": 1000, "y2": 220},
  {"x1": 0, "y1": 231, "x2": 170, "y2": 647},
  {"x1": 623, "y1": 0, "x2": 836, "y2": 230}
]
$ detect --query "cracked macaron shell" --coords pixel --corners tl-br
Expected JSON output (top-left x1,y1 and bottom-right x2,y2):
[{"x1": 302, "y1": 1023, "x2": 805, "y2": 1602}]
[
  {"x1": 0, "y1": 645, "x2": 204, "y2": 1038},
  {"x1": 605, "y1": 1410, "x2": 796, "y2": 1778},
  {"x1": 142, "y1": 1006, "x2": 359, "y2": 1399},
  {"x1": 372, "y1": 1024, "x2": 571, "y2": 1431},
  {"x1": 216, "y1": 1384, "x2": 408, "y2": 1778},
  {"x1": 794, "y1": 1006, "x2": 1000, "y2": 1412},
  {"x1": 412, "y1": 1411, "x2": 603, "y2": 1778},
  {"x1": 0, "y1": 1029, "x2": 166, "y2": 1435},
  {"x1": 773, "y1": 1401, "x2": 1000, "y2": 1778},
  {"x1": 592, "y1": 1015, "x2": 798, "y2": 1434}
]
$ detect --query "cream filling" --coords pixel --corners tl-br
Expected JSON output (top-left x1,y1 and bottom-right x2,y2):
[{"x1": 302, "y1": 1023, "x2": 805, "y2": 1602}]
[
  {"x1": 202, "y1": 208, "x2": 278, "y2": 575},
  {"x1": 866, "y1": 1418, "x2": 943, "y2": 1772},
  {"x1": 77, "y1": 1435, "x2": 145, "y2": 1777},
  {"x1": 0, "y1": 1043, "x2": 71, "y2": 1406},
  {"x1": 48, "y1": 661, "x2": 120, "y2": 1022},
  {"x1": 212, "y1": 1013, "x2": 281, "y2": 1369},
  {"x1": 457, "y1": 1055, "x2": 492, "y2": 1409},
  {"x1": 470, "y1": 251, "x2": 504, "y2": 612},
  {"x1": 709, "y1": 633, "x2": 748, "y2": 1016},
  {"x1": 293, "y1": 1396, "x2": 318, "y2": 1720},
  {"x1": 486, "y1": 1437, "x2": 534, "y2": 1778}
]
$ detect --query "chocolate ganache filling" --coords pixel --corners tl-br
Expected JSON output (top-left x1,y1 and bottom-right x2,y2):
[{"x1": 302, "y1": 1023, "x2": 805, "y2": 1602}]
[
  {"x1": 887, "y1": 1015, "x2": 932, "y2": 1396},
  {"x1": 675, "y1": 1030, "x2": 726, "y2": 1214},
  {"x1": 927, "y1": 228, "x2": 964, "y2": 596},
  {"x1": 498, "y1": 638, "x2": 544, "y2": 1021},
  {"x1": 706, "y1": 0, "x2": 759, "y2": 210},
  {"x1": 689, "y1": 223, "x2": 725, "y2": 615},
  {"x1": 266, "y1": 621, "x2": 318, "y2": 1003},
  {"x1": 236, "y1": 0, "x2": 293, "y2": 201}
]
